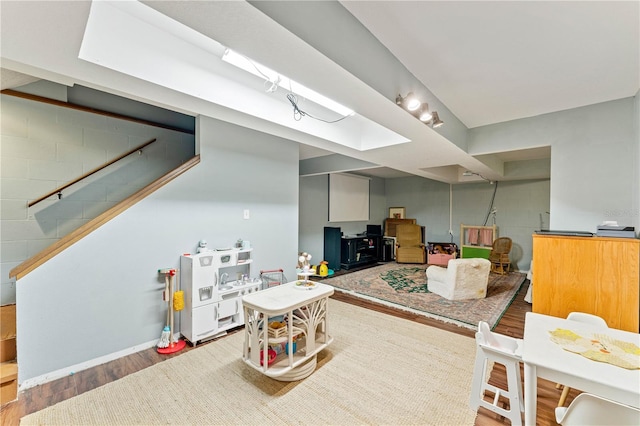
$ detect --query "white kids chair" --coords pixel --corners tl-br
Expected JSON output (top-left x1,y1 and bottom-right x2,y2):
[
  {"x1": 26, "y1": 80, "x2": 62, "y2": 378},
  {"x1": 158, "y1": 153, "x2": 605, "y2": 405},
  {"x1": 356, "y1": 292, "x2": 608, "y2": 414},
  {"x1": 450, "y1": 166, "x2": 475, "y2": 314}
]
[
  {"x1": 556, "y1": 312, "x2": 608, "y2": 407},
  {"x1": 469, "y1": 321, "x2": 524, "y2": 425},
  {"x1": 555, "y1": 393, "x2": 640, "y2": 425}
]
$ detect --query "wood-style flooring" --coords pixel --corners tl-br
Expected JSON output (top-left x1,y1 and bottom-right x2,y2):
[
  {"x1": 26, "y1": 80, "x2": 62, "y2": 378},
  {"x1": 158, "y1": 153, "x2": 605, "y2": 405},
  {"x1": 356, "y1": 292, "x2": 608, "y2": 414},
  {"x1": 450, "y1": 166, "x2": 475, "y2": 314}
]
[{"x1": 1, "y1": 279, "x2": 575, "y2": 426}]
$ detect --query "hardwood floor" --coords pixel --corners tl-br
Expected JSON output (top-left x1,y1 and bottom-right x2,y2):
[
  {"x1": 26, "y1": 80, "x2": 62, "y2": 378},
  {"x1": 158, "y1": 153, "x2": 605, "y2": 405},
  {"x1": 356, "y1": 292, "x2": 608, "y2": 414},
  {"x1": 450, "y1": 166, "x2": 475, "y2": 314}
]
[{"x1": 1, "y1": 280, "x2": 575, "y2": 425}]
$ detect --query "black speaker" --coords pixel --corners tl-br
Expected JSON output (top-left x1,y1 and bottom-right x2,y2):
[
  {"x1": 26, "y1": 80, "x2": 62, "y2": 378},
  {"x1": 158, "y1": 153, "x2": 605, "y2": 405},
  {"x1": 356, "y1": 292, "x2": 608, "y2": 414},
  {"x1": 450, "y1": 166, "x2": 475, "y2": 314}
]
[
  {"x1": 381, "y1": 238, "x2": 394, "y2": 262},
  {"x1": 323, "y1": 227, "x2": 341, "y2": 271},
  {"x1": 366, "y1": 224, "x2": 382, "y2": 236}
]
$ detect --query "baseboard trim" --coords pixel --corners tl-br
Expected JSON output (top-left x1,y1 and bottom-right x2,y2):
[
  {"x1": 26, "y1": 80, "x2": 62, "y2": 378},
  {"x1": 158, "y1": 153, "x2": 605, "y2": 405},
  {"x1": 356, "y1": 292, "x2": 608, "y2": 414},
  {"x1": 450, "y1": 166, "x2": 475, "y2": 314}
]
[{"x1": 17, "y1": 334, "x2": 178, "y2": 391}]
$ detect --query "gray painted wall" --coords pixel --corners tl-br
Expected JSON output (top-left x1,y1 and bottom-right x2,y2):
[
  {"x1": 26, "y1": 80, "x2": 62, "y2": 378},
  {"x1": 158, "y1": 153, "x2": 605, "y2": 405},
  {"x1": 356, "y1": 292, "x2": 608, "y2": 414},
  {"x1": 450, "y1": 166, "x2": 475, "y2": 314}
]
[
  {"x1": 15, "y1": 115, "x2": 299, "y2": 385},
  {"x1": 471, "y1": 98, "x2": 638, "y2": 233},
  {"x1": 298, "y1": 174, "x2": 386, "y2": 262},
  {"x1": 298, "y1": 96, "x2": 638, "y2": 275},
  {"x1": 1, "y1": 92, "x2": 195, "y2": 305},
  {"x1": 298, "y1": 173, "x2": 550, "y2": 273}
]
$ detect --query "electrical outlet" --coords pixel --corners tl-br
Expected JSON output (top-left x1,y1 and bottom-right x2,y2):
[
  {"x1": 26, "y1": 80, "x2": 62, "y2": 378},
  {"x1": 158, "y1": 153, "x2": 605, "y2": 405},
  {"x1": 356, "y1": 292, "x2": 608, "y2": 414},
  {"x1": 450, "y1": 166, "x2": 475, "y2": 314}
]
[{"x1": 243, "y1": 209, "x2": 250, "y2": 219}]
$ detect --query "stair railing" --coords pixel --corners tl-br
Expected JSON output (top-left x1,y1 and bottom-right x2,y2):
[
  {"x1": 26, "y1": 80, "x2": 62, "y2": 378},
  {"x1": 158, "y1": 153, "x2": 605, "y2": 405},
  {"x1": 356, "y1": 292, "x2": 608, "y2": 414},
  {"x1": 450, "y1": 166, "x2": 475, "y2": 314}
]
[{"x1": 28, "y1": 138, "x2": 157, "y2": 207}]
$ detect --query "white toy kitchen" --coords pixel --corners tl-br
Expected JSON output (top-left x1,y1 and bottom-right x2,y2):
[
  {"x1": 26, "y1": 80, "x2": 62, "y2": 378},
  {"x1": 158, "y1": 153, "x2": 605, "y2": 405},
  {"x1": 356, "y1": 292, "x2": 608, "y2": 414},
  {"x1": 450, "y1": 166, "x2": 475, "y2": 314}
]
[{"x1": 180, "y1": 248, "x2": 260, "y2": 345}]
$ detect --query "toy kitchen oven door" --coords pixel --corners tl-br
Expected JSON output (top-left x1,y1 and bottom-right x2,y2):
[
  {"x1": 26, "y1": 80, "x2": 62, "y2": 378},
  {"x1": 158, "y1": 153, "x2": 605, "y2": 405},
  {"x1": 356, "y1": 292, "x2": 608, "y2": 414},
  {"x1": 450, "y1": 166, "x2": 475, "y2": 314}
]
[{"x1": 180, "y1": 249, "x2": 252, "y2": 346}]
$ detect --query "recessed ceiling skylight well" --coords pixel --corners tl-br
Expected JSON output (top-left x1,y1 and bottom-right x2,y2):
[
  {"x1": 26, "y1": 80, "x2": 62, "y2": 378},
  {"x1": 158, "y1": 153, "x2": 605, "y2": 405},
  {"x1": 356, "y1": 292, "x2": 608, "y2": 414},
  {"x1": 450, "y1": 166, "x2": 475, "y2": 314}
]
[{"x1": 78, "y1": 0, "x2": 409, "y2": 151}]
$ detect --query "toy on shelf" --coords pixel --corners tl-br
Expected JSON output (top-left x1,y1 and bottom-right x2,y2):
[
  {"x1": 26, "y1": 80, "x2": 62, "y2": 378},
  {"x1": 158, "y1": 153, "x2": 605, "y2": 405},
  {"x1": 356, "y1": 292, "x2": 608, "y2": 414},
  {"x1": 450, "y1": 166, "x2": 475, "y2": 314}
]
[
  {"x1": 296, "y1": 252, "x2": 315, "y2": 281},
  {"x1": 297, "y1": 252, "x2": 313, "y2": 272},
  {"x1": 157, "y1": 268, "x2": 186, "y2": 354},
  {"x1": 318, "y1": 261, "x2": 329, "y2": 277},
  {"x1": 296, "y1": 253, "x2": 334, "y2": 280},
  {"x1": 196, "y1": 239, "x2": 209, "y2": 253},
  {"x1": 295, "y1": 253, "x2": 332, "y2": 288}
]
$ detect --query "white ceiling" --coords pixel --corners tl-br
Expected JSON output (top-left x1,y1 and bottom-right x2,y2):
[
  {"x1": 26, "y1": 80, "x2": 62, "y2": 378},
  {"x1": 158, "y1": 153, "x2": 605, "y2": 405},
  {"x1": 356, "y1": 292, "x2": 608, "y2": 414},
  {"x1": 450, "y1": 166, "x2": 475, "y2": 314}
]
[
  {"x1": 1, "y1": 1, "x2": 638, "y2": 183},
  {"x1": 343, "y1": 1, "x2": 639, "y2": 129}
]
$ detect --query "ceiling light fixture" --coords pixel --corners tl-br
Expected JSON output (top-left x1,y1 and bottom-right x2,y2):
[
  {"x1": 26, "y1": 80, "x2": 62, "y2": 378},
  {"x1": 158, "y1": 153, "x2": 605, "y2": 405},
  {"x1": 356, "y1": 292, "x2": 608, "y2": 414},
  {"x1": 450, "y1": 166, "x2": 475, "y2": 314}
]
[
  {"x1": 396, "y1": 92, "x2": 419, "y2": 111},
  {"x1": 431, "y1": 111, "x2": 444, "y2": 128},
  {"x1": 417, "y1": 103, "x2": 433, "y2": 122},
  {"x1": 222, "y1": 49, "x2": 354, "y2": 117},
  {"x1": 396, "y1": 93, "x2": 444, "y2": 128},
  {"x1": 405, "y1": 92, "x2": 421, "y2": 111}
]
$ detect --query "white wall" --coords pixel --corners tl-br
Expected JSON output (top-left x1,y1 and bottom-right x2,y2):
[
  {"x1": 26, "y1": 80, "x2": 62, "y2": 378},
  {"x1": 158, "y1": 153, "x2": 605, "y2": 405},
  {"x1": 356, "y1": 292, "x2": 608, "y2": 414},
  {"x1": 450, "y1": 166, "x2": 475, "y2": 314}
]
[
  {"x1": 15, "y1": 116, "x2": 299, "y2": 385},
  {"x1": 1, "y1": 92, "x2": 195, "y2": 304}
]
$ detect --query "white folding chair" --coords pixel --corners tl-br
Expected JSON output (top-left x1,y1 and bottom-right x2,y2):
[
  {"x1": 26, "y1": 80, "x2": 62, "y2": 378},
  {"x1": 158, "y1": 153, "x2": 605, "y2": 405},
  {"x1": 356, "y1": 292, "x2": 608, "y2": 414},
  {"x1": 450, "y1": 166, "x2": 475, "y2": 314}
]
[
  {"x1": 469, "y1": 321, "x2": 524, "y2": 425},
  {"x1": 556, "y1": 312, "x2": 608, "y2": 407},
  {"x1": 555, "y1": 393, "x2": 640, "y2": 425}
]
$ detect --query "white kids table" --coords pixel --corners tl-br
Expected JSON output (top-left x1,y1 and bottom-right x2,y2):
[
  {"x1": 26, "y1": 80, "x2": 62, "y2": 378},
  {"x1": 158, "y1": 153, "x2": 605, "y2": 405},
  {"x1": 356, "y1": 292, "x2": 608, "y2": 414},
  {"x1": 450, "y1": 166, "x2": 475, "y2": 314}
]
[
  {"x1": 522, "y1": 312, "x2": 640, "y2": 425},
  {"x1": 242, "y1": 280, "x2": 334, "y2": 381}
]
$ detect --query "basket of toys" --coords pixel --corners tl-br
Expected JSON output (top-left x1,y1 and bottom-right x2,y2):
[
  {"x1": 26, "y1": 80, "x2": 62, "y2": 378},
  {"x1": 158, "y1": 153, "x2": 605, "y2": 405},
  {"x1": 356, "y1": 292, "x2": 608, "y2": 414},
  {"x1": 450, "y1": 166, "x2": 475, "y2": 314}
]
[{"x1": 268, "y1": 320, "x2": 288, "y2": 339}]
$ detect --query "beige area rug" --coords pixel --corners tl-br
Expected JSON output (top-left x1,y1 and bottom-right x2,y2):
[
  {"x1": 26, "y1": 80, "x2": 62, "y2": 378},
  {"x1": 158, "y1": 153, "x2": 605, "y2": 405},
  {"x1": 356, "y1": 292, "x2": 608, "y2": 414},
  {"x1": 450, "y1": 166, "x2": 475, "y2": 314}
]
[
  {"x1": 321, "y1": 263, "x2": 526, "y2": 330},
  {"x1": 21, "y1": 300, "x2": 477, "y2": 425}
]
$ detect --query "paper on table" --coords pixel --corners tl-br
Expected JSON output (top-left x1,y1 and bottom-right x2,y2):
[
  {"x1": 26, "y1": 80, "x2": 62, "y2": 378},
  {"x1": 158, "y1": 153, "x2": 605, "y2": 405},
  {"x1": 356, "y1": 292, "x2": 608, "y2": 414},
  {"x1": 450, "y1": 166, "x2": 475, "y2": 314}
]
[{"x1": 549, "y1": 328, "x2": 640, "y2": 370}]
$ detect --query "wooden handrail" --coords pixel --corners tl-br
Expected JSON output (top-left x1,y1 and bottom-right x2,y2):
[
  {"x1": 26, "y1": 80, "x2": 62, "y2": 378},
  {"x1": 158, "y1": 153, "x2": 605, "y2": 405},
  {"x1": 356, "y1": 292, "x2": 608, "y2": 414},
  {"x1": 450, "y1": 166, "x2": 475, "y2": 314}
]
[
  {"x1": 28, "y1": 138, "x2": 158, "y2": 207},
  {"x1": 1, "y1": 89, "x2": 195, "y2": 135},
  {"x1": 10, "y1": 155, "x2": 201, "y2": 280}
]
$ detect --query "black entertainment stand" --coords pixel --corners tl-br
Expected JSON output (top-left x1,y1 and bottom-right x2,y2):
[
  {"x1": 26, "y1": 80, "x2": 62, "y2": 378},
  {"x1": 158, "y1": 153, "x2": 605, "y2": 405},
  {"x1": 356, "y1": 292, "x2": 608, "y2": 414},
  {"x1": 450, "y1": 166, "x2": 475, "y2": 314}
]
[{"x1": 340, "y1": 235, "x2": 381, "y2": 270}]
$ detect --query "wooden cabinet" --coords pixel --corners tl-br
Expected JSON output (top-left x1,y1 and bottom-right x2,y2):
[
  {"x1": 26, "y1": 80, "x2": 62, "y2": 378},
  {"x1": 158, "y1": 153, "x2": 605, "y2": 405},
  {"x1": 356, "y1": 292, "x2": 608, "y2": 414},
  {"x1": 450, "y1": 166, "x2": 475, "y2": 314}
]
[
  {"x1": 384, "y1": 218, "x2": 416, "y2": 237},
  {"x1": 532, "y1": 234, "x2": 639, "y2": 332}
]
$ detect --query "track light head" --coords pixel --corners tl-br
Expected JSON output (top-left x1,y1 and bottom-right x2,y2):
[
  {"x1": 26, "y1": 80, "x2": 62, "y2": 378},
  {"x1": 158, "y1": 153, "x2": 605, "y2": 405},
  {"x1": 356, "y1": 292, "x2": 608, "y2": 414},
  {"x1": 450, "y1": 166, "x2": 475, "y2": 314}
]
[
  {"x1": 432, "y1": 111, "x2": 444, "y2": 128},
  {"x1": 417, "y1": 103, "x2": 432, "y2": 122},
  {"x1": 405, "y1": 93, "x2": 420, "y2": 111},
  {"x1": 396, "y1": 92, "x2": 444, "y2": 128},
  {"x1": 396, "y1": 92, "x2": 420, "y2": 111}
]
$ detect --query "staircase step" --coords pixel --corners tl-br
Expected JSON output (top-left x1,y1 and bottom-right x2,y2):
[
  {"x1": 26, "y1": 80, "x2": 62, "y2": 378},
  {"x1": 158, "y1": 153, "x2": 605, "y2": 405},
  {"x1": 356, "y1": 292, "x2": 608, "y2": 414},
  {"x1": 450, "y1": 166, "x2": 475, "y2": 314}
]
[
  {"x1": 1, "y1": 305, "x2": 18, "y2": 405},
  {"x1": 0, "y1": 337, "x2": 17, "y2": 363},
  {"x1": 0, "y1": 361, "x2": 18, "y2": 405},
  {"x1": 0, "y1": 304, "x2": 16, "y2": 340},
  {"x1": 0, "y1": 362, "x2": 17, "y2": 384}
]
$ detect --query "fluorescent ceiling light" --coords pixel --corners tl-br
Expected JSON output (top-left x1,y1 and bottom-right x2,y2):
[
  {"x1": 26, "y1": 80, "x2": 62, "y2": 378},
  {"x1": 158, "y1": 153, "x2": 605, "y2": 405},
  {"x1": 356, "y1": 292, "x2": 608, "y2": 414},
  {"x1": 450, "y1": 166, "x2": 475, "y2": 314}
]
[{"x1": 222, "y1": 49, "x2": 354, "y2": 117}]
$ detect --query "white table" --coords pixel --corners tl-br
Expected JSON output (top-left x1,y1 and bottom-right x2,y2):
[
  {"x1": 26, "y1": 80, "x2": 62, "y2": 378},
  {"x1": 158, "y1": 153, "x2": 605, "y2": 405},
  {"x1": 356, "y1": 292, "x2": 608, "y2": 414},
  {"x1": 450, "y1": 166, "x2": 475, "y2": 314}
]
[
  {"x1": 242, "y1": 281, "x2": 334, "y2": 381},
  {"x1": 522, "y1": 312, "x2": 640, "y2": 425}
]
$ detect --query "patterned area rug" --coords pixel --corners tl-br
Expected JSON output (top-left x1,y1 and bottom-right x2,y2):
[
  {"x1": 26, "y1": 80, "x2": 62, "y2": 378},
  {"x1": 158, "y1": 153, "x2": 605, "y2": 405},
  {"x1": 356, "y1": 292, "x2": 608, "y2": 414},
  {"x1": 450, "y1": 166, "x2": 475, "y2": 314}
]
[{"x1": 321, "y1": 262, "x2": 526, "y2": 329}]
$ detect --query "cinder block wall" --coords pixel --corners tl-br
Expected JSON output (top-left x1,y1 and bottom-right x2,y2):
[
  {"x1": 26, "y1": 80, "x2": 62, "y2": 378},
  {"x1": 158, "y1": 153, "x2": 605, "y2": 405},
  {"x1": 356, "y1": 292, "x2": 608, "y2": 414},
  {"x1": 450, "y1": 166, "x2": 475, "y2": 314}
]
[{"x1": 0, "y1": 93, "x2": 195, "y2": 304}]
